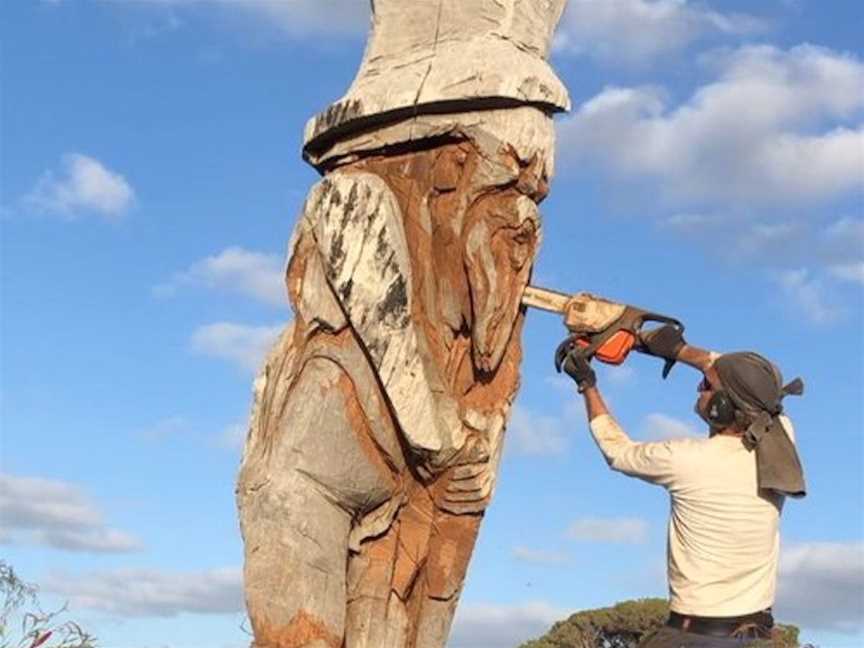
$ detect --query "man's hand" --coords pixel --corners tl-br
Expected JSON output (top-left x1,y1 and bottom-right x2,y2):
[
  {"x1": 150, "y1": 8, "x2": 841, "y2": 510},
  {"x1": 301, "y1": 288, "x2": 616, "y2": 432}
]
[
  {"x1": 554, "y1": 337, "x2": 597, "y2": 393},
  {"x1": 639, "y1": 324, "x2": 686, "y2": 361}
]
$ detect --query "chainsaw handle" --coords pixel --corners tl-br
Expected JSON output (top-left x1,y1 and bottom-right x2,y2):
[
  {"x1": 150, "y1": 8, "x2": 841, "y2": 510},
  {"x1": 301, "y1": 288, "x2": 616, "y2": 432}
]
[
  {"x1": 634, "y1": 313, "x2": 685, "y2": 379},
  {"x1": 614, "y1": 309, "x2": 685, "y2": 378},
  {"x1": 661, "y1": 358, "x2": 676, "y2": 380},
  {"x1": 634, "y1": 312, "x2": 684, "y2": 333},
  {"x1": 567, "y1": 304, "x2": 686, "y2": 378}
]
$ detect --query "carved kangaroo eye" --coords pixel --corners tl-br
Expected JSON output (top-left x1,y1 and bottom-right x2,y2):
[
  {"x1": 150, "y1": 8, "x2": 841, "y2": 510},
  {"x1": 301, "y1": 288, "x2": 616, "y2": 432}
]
[
  {"x1": 509, "y1": 221, "x2": 537, "y2": 269},
  {"x1": 513, "y1": 222, "x2": 535, "y2": 245}
]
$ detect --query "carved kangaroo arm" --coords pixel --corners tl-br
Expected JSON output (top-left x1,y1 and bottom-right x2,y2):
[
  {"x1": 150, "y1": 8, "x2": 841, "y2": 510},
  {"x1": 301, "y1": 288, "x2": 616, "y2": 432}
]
[{"x1": 298, "y1": 172, "x2": 467, "y2": 473}]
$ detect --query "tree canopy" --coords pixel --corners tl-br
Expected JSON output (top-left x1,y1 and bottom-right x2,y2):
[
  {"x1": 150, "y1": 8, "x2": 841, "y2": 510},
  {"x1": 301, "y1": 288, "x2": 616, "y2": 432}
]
[{"x1": 518, "y1": 598, "x2": 805, "y2": 648}]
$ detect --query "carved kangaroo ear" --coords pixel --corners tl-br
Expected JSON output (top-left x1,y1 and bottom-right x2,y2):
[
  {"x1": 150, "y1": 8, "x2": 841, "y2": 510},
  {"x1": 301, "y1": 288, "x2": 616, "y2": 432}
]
[
  {"x1": 304, "y1": 172, "x2": 413, "y2": 360},
  {"x1": 304, "y1": 170, "x2": 465, "y2": 462}
]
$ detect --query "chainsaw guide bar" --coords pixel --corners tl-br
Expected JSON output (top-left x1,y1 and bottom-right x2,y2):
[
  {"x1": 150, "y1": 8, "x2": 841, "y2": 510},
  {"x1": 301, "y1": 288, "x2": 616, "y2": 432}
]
[
  {"x1": 521, "y1": 286, "x2": 628, "y2": 334},
  {"x1": 521, "y1": 285, "x2": 572, "y2": 314}
]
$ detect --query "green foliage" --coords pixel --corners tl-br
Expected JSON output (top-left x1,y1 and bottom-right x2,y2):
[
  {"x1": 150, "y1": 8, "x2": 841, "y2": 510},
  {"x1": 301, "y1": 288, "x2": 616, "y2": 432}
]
[
  {"x1": 519, "y1": 598, "x2": 668, "y2": 648},
  {"x1": 750, "y1": 625, "x2": 809, "y2": 648},
  {"x1": 0, "y1": 561, "x2": 97, "y2": 648},
  {"x1": 518, "y1": 598, "x2": 807, "y2": 648}
]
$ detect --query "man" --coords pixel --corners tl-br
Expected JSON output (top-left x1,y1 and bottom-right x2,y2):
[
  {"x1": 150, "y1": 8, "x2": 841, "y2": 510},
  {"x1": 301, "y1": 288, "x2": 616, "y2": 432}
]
[{"x1": 555, "y1": 325, "x2": 805, "y2": 647}]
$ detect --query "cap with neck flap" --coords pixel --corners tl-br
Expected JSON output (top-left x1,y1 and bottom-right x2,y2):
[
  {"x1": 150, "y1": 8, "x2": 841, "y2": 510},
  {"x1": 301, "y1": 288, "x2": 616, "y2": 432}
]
[{"x1": 302, "y1": 0, "x2": 572, "y2": 165}]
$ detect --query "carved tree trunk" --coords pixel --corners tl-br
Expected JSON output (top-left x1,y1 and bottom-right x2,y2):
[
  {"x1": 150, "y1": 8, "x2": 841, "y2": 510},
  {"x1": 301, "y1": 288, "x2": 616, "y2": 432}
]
[{"x1": 237, "y1": 2, "x2": 570, "y2": 647}]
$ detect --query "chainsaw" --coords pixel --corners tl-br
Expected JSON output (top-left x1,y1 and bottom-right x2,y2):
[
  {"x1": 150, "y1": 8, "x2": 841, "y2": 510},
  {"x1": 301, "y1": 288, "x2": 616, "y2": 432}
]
[{"x1": 522, "y1": 285, "x2": 684, "y2": 378}]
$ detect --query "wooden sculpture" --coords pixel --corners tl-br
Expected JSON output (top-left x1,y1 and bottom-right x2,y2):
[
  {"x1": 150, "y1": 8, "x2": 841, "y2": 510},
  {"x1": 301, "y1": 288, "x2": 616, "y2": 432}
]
[{"x1": 237, "y1": 2, "x2": 570, "y2": 646}]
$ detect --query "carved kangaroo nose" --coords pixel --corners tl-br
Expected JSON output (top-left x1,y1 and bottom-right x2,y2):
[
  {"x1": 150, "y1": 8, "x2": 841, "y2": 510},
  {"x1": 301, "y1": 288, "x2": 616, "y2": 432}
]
[
  {"x1": 509, "y1": 197, "x2": 541, "y2": 270},
  {"x1": 515, "y1": 154, "x2": 550, "y2": 203}
]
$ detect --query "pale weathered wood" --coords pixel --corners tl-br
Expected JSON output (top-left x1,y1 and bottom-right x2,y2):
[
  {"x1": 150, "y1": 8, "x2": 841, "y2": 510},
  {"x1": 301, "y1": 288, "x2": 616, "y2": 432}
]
[
  {"x1": 303, "y1": 0, "x2": 570, "y2": 165},
  {"x1": 238, "y1": 2, "x2": 570, "y2": 646}
]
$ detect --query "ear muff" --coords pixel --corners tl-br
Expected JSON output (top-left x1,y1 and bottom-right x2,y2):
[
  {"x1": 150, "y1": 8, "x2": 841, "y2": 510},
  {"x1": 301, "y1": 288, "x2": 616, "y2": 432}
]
[{"x1": 706, "y1": 390, "x2": 736, "y2": 427}]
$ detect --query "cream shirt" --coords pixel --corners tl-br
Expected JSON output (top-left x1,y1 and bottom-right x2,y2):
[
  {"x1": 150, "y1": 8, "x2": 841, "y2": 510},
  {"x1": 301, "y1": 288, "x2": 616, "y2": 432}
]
[{"x1": 589, "y1": 413, "x2": 794, "y2": 617}]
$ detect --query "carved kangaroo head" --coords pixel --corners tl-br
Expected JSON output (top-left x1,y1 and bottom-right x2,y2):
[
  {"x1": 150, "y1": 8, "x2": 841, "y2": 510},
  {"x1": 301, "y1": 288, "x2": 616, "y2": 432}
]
[
  {"x1": 342, "y1": 108, "x2": 556, "y2": 378},
  {"x1": 455, "y1": 114, "x2": 555, "y2": 374}
]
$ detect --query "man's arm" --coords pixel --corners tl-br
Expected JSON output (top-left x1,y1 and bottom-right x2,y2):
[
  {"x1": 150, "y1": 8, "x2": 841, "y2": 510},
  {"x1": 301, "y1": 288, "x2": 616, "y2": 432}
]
[
  {"x1": 640, "y1": 325, "x2": 720, "y2": 373},
  {"x1": 676, "y1": 344, "x2": 720, "y2": 372},
  {"x1": 583, "y1": 386, "x2": 679, "y2": 486},
  {"x1": 582, "y1": 385, "x2": 609, "y2": 422},
  {"x1": 555, "y1": 341, "x2": 681, "y2": 486}
]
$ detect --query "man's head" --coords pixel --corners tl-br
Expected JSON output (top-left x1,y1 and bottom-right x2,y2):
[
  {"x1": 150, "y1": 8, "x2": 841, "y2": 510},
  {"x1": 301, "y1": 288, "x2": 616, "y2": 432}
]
[{"x1": 696, "y1": 352, "x2": 789, "y2": 434}]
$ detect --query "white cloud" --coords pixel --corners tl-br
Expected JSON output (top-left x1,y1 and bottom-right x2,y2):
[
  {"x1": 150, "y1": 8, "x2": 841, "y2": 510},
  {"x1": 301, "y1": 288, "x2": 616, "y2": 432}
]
[
  {"x1": 128, "y1": 9, "x2": 183, "y2": 44},
  {"x1": 512, "y1": 546, "x2": 572, "y2": 566},
  {"x1": 777, "y1": 542, "x2": 864, "y2": 633},
  {"x1": 663, "y1": 216, "x2": 864, "y2": 322},
  {"x1": 557, "y1": 0, "x2": 766, "y2": 64},
  {"x1": 132, "y1": 0, "x2": 369, "y2": 39},
  {"x1": 774, "y1": 269, "x2": 843, "y2": 325},
  {"x1": 43, "y1": 566, "x2": 243, "y2": 617},
  {"x1": 232, "y1": 0, "x2": 369, "y2": 37},
  {"x1": 669, "y1": 215, "x2": 863, "y2": 267},
  {"x1": 543, "y1": 375, "x2": 576, "y2": 395},
  {"x1": 155, "y1": 246, "x2": 286, "y2": 307},
  {"x1": 0, "y1": 474, "x2": 142, "y2": 553},
  {"x1": 507, "y1": 405, "x2": 569, "y2": 456},
  {"x1": 823, "y1": 218, "x2": 864, "y2": 285},
  {"x1": 566, "y1": 517, "x2": 649, "y2": 544},
  {"x1": 824, "y1": 217, "x2": 864, "y2": 250},
  {"x1": 135, "y1": 415, "x2": 249, "y2": 449},
  {"x1": 137, "y1": 415, "x2": 189, "y2": 440},
  {"x1": 734, "y1": 222, "x2": 802, "y2": 258},
  {"x1": 558, "y1": 45, "x2": 864, "y2": 207},
  {"x1": 32, "y1": 528, "x2": 141, "y2": 554},
  {"x1": 216, "y1": 421, "x2": 247, "y2": 450},
  {"x1": 662, "y1": 212, "x2": 713, "y2": 231},
  {"x1": 24, "y1": 154, "x2": 135, "y2": 220},
  {"x1": 601, "y1": 363, "x2": 636, "y2": 385},
  {"x1": 829, "y1": 262, "x2": 864, "y2": 285},
  {"x1": 641, "y1": 413, "x2": 700, "y2": 440},
  {"x1": 190, "y1": 322, "x2": 283, "y2": 372},
  {"x1": 449, "y1": 601, "x2": 567, "y2": 648}
]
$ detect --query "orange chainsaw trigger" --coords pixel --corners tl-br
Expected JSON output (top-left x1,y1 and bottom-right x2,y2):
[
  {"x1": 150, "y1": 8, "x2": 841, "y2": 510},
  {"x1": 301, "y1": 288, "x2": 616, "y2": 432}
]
[{"x1": 576, "y1": 330, "x2": 637, "y2": 365}]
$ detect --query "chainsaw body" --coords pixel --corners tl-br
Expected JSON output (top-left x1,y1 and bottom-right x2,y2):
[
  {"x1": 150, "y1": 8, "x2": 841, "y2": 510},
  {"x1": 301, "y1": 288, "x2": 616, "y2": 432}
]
[{"x1": 522, "y1": 286, "x2": 684, "y2": 375}]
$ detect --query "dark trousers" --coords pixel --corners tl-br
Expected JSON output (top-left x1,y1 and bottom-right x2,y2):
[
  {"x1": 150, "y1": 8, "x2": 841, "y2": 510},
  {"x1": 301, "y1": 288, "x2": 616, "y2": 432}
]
[{"x1": 639, "y1": 626, "x2": 762, "y2": 647}]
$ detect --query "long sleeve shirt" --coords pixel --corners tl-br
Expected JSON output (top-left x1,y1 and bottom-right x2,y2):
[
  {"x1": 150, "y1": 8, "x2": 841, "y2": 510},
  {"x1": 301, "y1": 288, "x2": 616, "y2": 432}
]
[{"x1": 589, "y1": 414, "x2": 794, "y2": 617}]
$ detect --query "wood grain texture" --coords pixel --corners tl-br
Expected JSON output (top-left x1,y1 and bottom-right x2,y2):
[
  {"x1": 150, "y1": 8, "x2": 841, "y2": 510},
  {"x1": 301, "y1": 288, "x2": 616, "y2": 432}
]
[{"x1": 303, "y1": 0, "x2": 570, "y2": 163}]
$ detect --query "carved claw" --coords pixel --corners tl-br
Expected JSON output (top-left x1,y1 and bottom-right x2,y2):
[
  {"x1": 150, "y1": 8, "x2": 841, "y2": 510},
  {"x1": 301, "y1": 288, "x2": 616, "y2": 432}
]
[{"x1": 434, "y1": 435, "x2": 494, "y2": 515}]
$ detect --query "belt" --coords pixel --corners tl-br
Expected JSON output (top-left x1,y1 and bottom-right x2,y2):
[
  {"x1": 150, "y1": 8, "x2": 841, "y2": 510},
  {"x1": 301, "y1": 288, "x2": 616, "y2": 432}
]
[{"x1": 666, "y1": 610, "x2": 774, "y2": 639}]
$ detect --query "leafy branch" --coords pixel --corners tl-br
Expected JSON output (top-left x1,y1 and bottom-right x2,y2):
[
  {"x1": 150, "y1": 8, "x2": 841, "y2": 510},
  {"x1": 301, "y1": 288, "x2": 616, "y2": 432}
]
[{"x1": 0, "y1": 562, "x2": 96, "y2": 648}]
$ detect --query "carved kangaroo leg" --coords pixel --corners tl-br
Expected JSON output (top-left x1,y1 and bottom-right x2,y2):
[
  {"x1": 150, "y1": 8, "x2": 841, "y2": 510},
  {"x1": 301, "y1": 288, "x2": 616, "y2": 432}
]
[{"x1": 240, "y1": 355, "x2": 399, "y2": 648}]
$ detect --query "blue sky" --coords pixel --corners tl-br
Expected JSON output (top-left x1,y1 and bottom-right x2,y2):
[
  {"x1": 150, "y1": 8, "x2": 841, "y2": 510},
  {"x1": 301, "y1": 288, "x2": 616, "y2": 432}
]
[{"x1": 1, "y1": 1, "x2": 862, "y2": 647}]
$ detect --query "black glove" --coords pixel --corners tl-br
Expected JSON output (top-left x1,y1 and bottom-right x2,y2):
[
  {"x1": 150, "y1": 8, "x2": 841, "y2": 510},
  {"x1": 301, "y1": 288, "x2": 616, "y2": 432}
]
[
  {"x1": 554, "y1": 338, "x2": 596, "y2": 393},
  {"x1": 639, "y1": 324, "x2": 686, "y2": 361}
]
